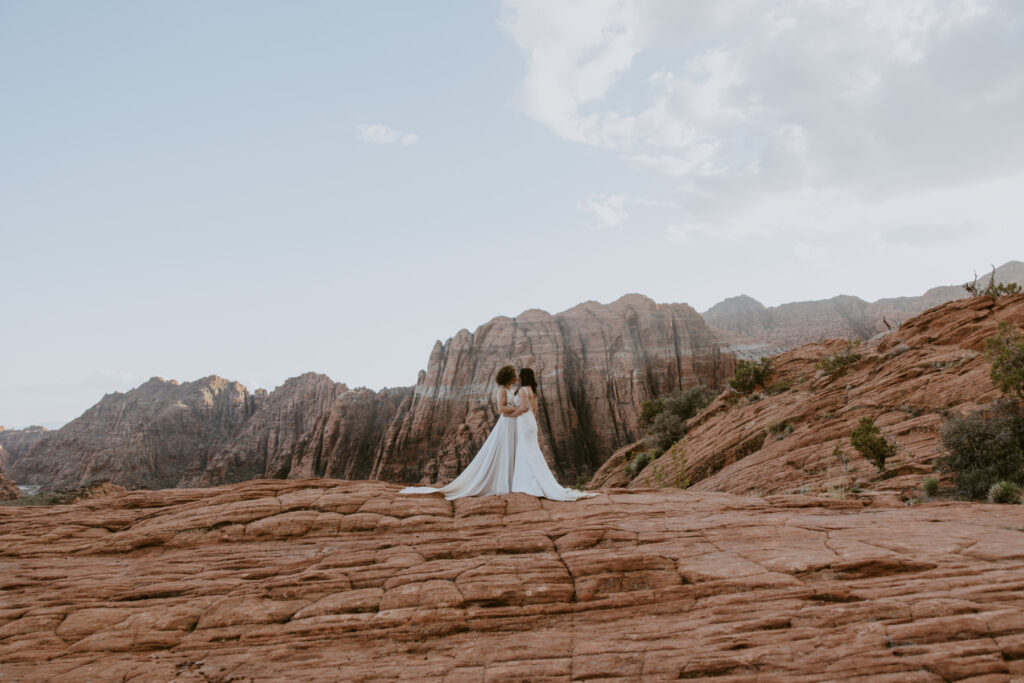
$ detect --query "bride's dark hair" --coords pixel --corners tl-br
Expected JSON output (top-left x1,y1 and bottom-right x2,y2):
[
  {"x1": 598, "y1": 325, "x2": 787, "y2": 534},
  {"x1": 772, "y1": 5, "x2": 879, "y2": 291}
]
[
  {"x1": 495, "y1": 365, "x2": 517, "y2": 386},
  {"x1": 519, "y1": 368, "x2": 538, "y2": 393}
]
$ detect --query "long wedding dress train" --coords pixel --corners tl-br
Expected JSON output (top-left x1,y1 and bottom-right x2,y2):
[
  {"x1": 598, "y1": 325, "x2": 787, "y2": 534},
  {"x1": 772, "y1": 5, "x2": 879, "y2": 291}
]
[{"x1": 399, "y1": 388, "x2": 518, "y2": 500}]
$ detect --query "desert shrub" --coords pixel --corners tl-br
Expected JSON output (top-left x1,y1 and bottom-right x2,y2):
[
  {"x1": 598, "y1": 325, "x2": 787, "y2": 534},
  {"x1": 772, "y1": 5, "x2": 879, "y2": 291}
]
[
  {"x1": 988, "y1": 480, "x2": 1023, "y2": 504},
  {"x1": 672, "y1": 446, "x2": 689, "y2": 488},
  {"x1": 817, "y1": 341, "x2": 863, "y2": 379},
  {"x1": 939, "y1": 399, "x2": 1024, "y2": 499},
  {"x1": 662, "y1": 386, "x2": 715, "y2": 422},
  {"x1": 985, "y1": 322, "x2": 1024, "y2": 400},
  {"x1": 964, "y1": 265, "x2": 1022, "y2": 299},
  {"x1": 639, "y1": 398, "x2": 665, "y2": 429},
  {"x1": 832, "y1": 443, "x2": 849, "y2": 471},
  {"x1": 626, "y1": 449, "x2": 658, "y2": 479},
  {"x1": 850, "y1": 417, "x2": 895, "y2": 472},
  {"x1": 767, "y1": 420, "x2": 793, "y2": 438},
  {"x1": 645, "y1": 411, "x2": 686, "y2": 453},
  {"x1": 922, "y1": 477, "x2": 939, "y2": 498},
  {"x1": 730, "y1": 358, "x2": 774, "y2": 394},
  {"x1": 766, "y1": 380, "x2": 792, "y2": 395},
  {"x1": 639, "y1": 385, "x2": 714, "y2": 451}
]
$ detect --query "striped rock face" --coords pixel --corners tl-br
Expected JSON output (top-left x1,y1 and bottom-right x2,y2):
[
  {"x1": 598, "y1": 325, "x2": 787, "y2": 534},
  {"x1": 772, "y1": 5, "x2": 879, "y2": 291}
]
[
  {"x1": 2, "y1": 479, "x2": 1024, "y2": 680},
  {"x1": 373, "y1": 294, "x2": 734, "y2": 486}
]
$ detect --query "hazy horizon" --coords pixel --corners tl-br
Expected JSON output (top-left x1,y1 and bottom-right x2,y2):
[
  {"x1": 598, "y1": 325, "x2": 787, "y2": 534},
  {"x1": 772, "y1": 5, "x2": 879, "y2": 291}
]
[{"x1": 4, "y1": 1, "x2": 1024, "y2": 428}]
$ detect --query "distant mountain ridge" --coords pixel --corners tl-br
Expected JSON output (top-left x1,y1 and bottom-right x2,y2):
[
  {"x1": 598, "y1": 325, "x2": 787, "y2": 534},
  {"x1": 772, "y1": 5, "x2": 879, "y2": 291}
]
[
  {"x1": 702, "y1": 261, "x2": 1024, "y2": 349},
  {"x1": 4, "y1": 261, "x2": 1022, "y2": 491},
  {"x1": 8, "y1": 295, "x2": 733, "y2": 490}
]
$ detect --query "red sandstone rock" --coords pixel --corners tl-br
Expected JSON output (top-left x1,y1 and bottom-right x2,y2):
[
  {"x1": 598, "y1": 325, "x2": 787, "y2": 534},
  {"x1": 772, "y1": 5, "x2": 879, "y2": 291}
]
[
  {"x1": 604, "y1": 294, "x2": 1024, "y2": 501},
  {"x1": 0, "y1": 469, "x2": 18, "y2": 501},
  {"x1": 9, "y1": 376, "x2": 256, "y2": 489},
  {"x1": 0, "y1": 425, "x2": 48, "y2": 471},
  {"x1": 2, "y1": 479, "x2": 1024, "y2": 680},
  {"x1": 374, "y1": 294, "x2": 734, "y2": 486}
]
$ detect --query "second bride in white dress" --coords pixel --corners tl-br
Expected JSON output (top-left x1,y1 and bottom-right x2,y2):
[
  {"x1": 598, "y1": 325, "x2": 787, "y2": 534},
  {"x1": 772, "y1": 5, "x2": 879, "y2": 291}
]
[{"x1": 510, "y1": 367, "x2": 594, "y2": 501}]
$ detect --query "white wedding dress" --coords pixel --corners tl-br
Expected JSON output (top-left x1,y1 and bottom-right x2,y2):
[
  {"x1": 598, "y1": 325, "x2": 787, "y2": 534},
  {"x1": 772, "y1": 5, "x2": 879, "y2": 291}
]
[
  {"x1": 511, "y1": 386, "x2": 595, "y2": 501},
  {"x1": 399, "y1": 387, "x2": 518, "y2": 500},
  {"x1": 400, "y1": 386, "x2": 594, "y2": 501}
]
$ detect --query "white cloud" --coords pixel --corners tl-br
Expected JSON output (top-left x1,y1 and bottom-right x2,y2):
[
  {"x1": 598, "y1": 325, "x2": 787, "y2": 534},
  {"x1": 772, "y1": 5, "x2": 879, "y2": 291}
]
[
  {"x1": 794, "y1": 243, "x2": 832, "y2": 266},
  {"x1": 578, "y1": 193, "x2": 628, "y2": 229},
  {"x1": 501, "y1": 0, "x2": 1024, "y2": 244},
  {"x1": 356, "y1": 124, "x2": 419, "y2": 146}
]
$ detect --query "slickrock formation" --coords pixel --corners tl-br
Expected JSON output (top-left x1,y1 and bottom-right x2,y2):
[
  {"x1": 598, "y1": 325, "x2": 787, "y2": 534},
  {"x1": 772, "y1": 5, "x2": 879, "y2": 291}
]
[
  {"x1": 190, "y1": 373, "x2": 350, "y2": 486},
  {"x1": 0, "y1": 469, "x2": 18, "y2": 501},
  {"x1": 2, "y1": 480, "x2": 1024, "y2": 680},
  {"x1": 0, "y1": 425, "x2": 48, "y2": 471},
  {"x1": 600, "y1": 294, "x2": 1024, "y2": 503},
  {"x1": 703, "y1": 259, "x2": 1024, "y2": 350},
  {"x1": 374, "y1": 295, "x2": 733, "y2": 486},
  {"x1": 9, "y1": 376, "x2": 256, "y2": 490},
  {"x1": 289, "y1": 387, "x2": 412, "y2": 481}
]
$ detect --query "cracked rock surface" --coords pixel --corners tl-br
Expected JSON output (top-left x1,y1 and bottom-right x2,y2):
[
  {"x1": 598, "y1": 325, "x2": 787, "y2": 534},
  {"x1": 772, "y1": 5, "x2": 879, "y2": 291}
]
[{"x1": 3, "y1": 479, "x2": 1024, "y2": 680}]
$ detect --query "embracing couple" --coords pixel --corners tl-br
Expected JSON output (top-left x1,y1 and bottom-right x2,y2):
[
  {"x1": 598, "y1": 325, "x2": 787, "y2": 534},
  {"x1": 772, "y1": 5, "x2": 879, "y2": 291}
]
[{"x1": 401, "y1": 365, "x2": 595, "y2": 501}]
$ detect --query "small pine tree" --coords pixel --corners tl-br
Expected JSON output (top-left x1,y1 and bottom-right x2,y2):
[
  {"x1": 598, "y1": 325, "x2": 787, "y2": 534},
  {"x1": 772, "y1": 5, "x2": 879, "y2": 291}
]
[
  {"x1": 985, "y1": 322, "x2": 1024, "y2": 400},
  {"x1": 850, "y1": 417, "x2": 894, "y2": 472}
]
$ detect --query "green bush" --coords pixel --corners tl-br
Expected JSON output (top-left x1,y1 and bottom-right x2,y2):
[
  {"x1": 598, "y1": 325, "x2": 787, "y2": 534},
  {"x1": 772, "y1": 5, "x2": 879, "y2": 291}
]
[
  {"x1": 639, "y1": 398, "x2": 665, "y2": 429},
  {"x1": 645, "y1": 411, "x2": 686, "y2": 453},
  {"x1": 626, "y1": 449, "x2": 658, "y2": 479},
  {"x1": 640, "y1": 385, "x2": 714, "y2": 452},
  {"x1": 730, "y1": 358, "x2": 774, "y2": 394},
  {"x1": 985, "y1": 322, "x2": 1024, "y2": 400},
  {"x1": 662, "y1": 386, "x2": 715, "y2": 422},
  {"x1": 988, "y1": 480, "x2": 1022, "y2": 504},
  {"x1": 940, "y1": 399, "x2": 1024, "y2": 499},
  {"x1": 922, "y1": 477, "x2": 939, "y2": 498},
  {"x1": 850, "y1": 417, "x2": 895, "y2": 472},
  {"x1": 817, "y1": 341, "x2": 863, "y2": 379}
]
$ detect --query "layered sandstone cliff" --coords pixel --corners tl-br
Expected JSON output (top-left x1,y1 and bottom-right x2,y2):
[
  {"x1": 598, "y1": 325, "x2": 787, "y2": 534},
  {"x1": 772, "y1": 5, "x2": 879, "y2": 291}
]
[
  {"x1": 373, "y1": 294, "x2": 733, "y2": 486},
  {"x1": 703, "y1": 259, "x2": 1024, "y2": 350},
  {"x1": 9, "y1": 376, "x2": 256, "y2": 490},
  {"x1": 0, "y1": 425, "x2": 48, "y2": 471},
  {"x1": 593, "y1": 293, "x2": 1024, "y2": 503},
  {"x1": 189, "y1": 373, "x2": 349, "y2": 486},
  {"x1": 0, "y1": 469, "x2": 18, "y2": 501}
]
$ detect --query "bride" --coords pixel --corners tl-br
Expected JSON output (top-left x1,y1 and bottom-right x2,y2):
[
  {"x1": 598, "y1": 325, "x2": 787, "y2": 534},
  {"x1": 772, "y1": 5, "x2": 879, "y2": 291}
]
[
  {"x1": 509, "y1": 368, "x2": 594, "y2": 501},
  {"x1": 400, "y1": 365, "x2": 594, "y2": 501}
]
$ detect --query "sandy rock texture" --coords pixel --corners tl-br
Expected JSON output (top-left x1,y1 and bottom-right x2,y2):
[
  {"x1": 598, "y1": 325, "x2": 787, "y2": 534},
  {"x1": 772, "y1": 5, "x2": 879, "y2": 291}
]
[
  {"x1": 2, "y1": 479, "x2": 1024, "y2": 681},
  {"x1": 595, "y1": 294, "x2": 1024, "y2": 502},
  {"x1": 0, "y1": 469, "x2": 18, "y2": 501},
  {"x1": 374, "y1": 294, "x2": 733, "y2": 486},
  {"x1": 703, "y1": 260, "x2": 1024, "y2": 350},
  {"x1": 0, "y1": 426, "x2": 48, "y2": 472}
]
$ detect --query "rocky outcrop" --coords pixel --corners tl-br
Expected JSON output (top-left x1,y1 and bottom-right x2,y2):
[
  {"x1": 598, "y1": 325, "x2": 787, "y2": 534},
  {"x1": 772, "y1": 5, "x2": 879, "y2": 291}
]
[
  {"x1": 0, "y1": 469, "x2": 18, "y2": 501},
  {"x1": 599, "y1": 293, "x2": 1024, "y2": 502},
  {"x1": 9, "y1": 376, "x2": 256, "y2": 490},
  {"x1": 189, "y1": 373, "x2": 350, "y2": 486},
  {"x1": 2, "y1": 479, "x2": 1024, "y2": 679},
  {"x1": 0, "y1": 425, "x2": 49, "y2": 471},
  {"x1": 373, "y1": 294, "x2": 733, "y2": 486},
  {"x1": 703, "y1": 259, "x2": 1024, "y2": 350}
]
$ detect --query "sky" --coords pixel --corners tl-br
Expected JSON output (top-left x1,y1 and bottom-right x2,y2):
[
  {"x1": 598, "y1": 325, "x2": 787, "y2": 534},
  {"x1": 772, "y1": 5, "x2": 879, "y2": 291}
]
[{"x1": 2, "y1": 0, "x2": 1023, "y2": 429}]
